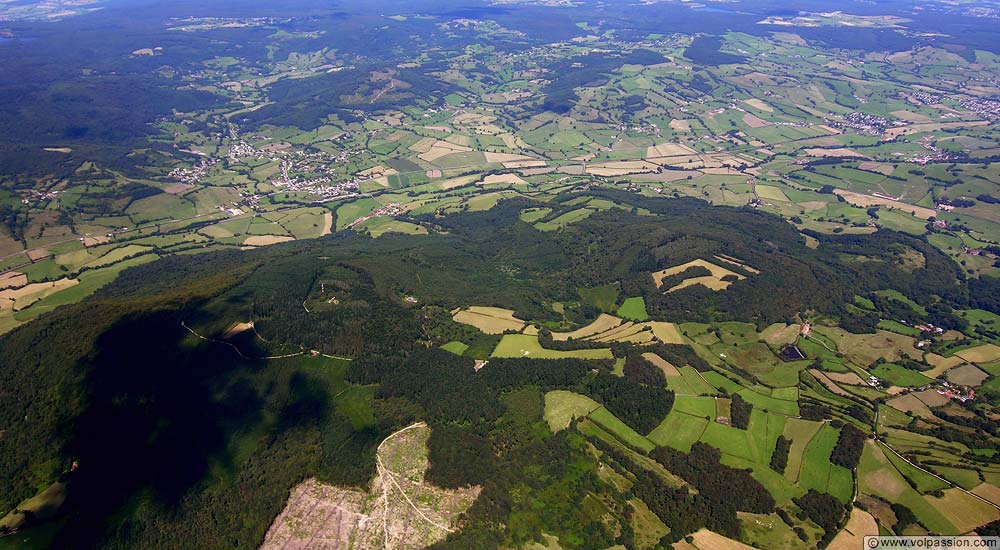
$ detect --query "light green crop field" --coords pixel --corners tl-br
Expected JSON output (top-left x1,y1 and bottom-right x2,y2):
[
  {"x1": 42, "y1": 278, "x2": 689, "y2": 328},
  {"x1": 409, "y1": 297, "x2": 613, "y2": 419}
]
[{"x1": 616, "y1": 297, "x2": 649, "y2": 321}]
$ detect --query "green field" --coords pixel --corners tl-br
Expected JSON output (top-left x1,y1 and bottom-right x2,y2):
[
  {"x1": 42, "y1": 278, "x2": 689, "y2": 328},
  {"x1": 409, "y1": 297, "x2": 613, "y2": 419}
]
[
  {"x1": 441, "y1": 341, "x2": 469, "y2": 355},
  {"x1": 578, "y1": 283, "x2": 620, "y2": 312},
  {"x1": 647, "y1": 410, "x2": 710, "y2": 452},
  {"x1": 589, "y1": 406, "x2": 656, "y2": 452},
  {"x1": 544, "y1": 390, "x2": 601, "y2": 431},
  {"x1": 616, "y1": 297, "x2": 649, "y2": 321},
  {"x1": 871, "y1": 363, "x2": 934, "y2": 387}
]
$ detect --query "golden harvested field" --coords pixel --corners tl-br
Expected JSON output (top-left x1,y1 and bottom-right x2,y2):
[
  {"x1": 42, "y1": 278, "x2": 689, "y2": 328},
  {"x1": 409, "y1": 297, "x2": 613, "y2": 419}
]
[
  {"x1": 440, "y1": 175, "x2": 480, "y2": 190},
  {"x1": 827, "y1": 509, "x2": 878, "y2": 550},
  {"x1": 261, "y1": 423, "x2": 479, "y2": 550},
  {"x1": 0, "y1": 271, "x2": 27, "y2": 290},
  {"x1": 586, "y1": 160, "x2": 660, "y2": 177},
  {"x1": 742, "y1": 98, "x2": 773, "y2": 112},
  {"x1": 834, "y1": 190, "x2": 936, "y2": 219},
  {"x1": 956, "y1": 344, "x2": 1000, "y2": 364},
  {"x1": 924, "y1": 489, "x2": 998, "y2": 533},
  {"x1": 642, "y1": 352, "x2": 680, "y2": 376},
  {"x1": 483, "y1": 152, "x2": 537, "y2": 164},
  {"x1": 417, "y1": 140, "x2": 473, "y2": 162},
  {"x1": 551, "y1": 313, "x2": 622, "y2": 341},
  {"x1": 648, "y1": 321, "x2": 684, "y2": 344},
  {"x1": 242, "y1": 235, "x2": 295, "y2": 246},
  {"x1": 503, "y1": 159, "x2": 547, "y2": 169},
  {"x1": 452, "y1": 306, "x2": 526, "y2": 334},
  {"x1": 0, "y1": 278, "x2": 78, "y2": 310},
  {"x1": 652, "y1": 259, "x2": 744, "y2": 286},
  {"x1": 972, "y1": 483, "x2": 1000, "y2": 506},
  {"x1": 408, "y1": 136, "x2": 437, "y2": 153},
  {"x1": 803, "y1": 147, "x2": 866, "y2": 158},
  {"x1": 684, "y1": 529, "x2": 760, "y2": 550},
  {"x1": 480, "y1": 173, "x2": 528, "y2": 186},
  {"x1": 646, "y1": 143, "x2": 697, "y2": 158},
  {"x1": 82, "y1": 235, "x2": 111, "y2": 247},
  {"x1": 760, "y1": 323, "x2": 802, "y2": 346},
  {"x1": 669, "y1": 276, "x2": 730, "y2": 292},
  {"x1": 587, "y1": 321, "x2": 637, "y2": 341}
]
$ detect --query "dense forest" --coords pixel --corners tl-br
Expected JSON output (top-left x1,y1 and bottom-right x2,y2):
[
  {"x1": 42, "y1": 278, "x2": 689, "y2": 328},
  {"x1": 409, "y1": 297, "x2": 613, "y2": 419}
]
[{"x1": 0, "y1": 196, "x2": 991, "y2": 547}]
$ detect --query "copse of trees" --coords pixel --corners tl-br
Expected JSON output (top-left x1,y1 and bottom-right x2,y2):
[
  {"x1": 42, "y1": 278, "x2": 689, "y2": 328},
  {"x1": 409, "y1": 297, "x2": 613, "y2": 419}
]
[
  {"x1": 831, "y1": 424, "x2": 866, "y2": 469},
  {"x1": 770, "y1": 436, "x2": 791, "y2": 474},
  {"x1": 584, "y1": 373, "x2": 675, "y2": 434},
  {"x1": 730, "y1": 393, "x2": 752, "y2": 430}
]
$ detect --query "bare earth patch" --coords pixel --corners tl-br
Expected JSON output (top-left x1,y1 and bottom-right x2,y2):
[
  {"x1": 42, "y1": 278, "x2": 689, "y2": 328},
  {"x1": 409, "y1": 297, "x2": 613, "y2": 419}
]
[
  {"x1": 261, "y1": 423, "x2": 480, "y2": 550},
  {"x1": 945, "y1": 364, "x2": 989, "y2": 387}
]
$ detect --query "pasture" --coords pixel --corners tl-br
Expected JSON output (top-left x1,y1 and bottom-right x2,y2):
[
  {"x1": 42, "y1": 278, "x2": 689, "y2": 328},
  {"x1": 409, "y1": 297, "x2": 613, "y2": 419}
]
[{"x1": 544, "y1": 390, "x2": 601, "y2": 432}]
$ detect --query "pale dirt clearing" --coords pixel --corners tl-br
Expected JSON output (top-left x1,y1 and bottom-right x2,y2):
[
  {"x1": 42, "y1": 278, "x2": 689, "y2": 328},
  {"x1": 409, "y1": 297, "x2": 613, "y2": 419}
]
[
  {"x1": 222, "y1": 322, "x2": 253, "y2": 339},
  {"x1": 827, "y1": 509, "x2": 878, "y2": 550},
  {"x1": 242, "y1": 235, "x2": 295, "y2": 247},
  {"x1": 320, "y1": 211, "x2": 334, "y2": 236},
  {"x1": 834, "y1": 190, "x2": 936, "y2": 219},
  {"x1": 642, "y1": 352, "x2": 681, "y2": 376},
  {"x1": 551, "y1": 313, "x2": 622, "y2": 341},
  {"x1": 0, "y1": 278, "x2": 78, "y2": 310},
  {"x1": 0, "y1": 271, "x2": 27, "y2": 290},
  {"x1": 261, "y1": 423, "x2": 480, "y2": 550}
]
